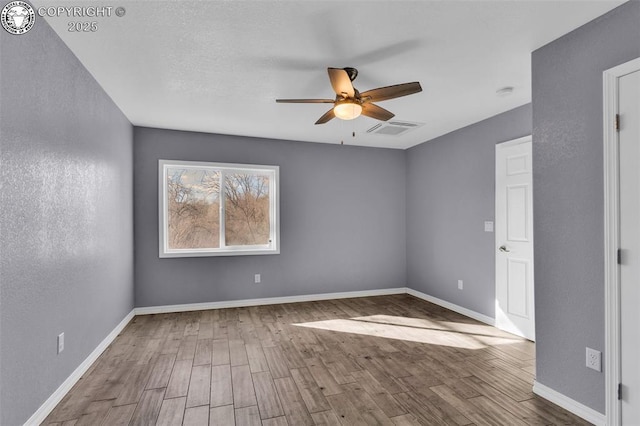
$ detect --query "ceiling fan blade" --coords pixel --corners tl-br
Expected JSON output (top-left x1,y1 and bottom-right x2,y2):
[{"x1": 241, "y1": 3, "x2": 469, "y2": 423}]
[
  {"x1": 315, "y1": 108, "x2": 335, "y2": 125},
  {"x1": 328, "y1": 68, "x2": 355, "y2": 98},
  {"x1": 360, "y1": 82, "x2": 422, "y2": 103},
  {"x1": 276, "y1": 98, "x2": 335, "y2": 103},
  {"x1": 361, "y1": 103, "x2": 395, "y2": 121}
]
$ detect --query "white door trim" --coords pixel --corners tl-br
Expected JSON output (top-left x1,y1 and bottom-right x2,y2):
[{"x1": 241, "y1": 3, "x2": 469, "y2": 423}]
[{"x1": 603, "y1": 57, "x2": 640, "y2": 426}]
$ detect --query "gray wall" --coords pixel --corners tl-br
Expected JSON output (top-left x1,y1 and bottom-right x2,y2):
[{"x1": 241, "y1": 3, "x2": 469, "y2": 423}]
[
  {"x1": 134, "y1": 127, "x2": 406, "y2": 307},
  {"x1": 0, "y1": 19, "x2": 134, "y2": 426},
  {"x1": 406, "y1": 104, "x2": 532, "y2": 317},
  {"x1": 532, "y1": 1, "x2": 640, "y2": 414}
]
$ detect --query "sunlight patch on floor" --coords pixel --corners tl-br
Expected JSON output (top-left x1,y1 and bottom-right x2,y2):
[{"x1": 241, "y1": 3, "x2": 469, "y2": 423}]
[{"x1": 293, "y1": 315, "x2": 522, "y2": 350}]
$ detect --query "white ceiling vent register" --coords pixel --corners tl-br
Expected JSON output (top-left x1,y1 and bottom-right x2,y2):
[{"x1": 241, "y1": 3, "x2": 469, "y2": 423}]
[{"x1": 366, "y1": 120, "x2": 424, "y2": 136}]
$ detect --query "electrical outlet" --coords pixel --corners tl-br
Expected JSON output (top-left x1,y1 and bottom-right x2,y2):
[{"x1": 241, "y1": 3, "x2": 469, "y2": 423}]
[
  {"x1": 254, "y1": 274, "x2": 261, "y2": 284},
  {"x1": 586, "y1": 347, "x2": 601, "y2": 372},
  {"x1": 57, "y1": 333, "x2": 65, "y2": 354},
  {"x1": 458, "y1": 280, "x2": 463, "y2": 290}
]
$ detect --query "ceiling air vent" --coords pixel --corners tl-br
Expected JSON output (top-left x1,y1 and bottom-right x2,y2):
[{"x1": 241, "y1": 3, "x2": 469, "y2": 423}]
[{"x1": 366, "y1": 120, "x2": 424, "y2": 136}]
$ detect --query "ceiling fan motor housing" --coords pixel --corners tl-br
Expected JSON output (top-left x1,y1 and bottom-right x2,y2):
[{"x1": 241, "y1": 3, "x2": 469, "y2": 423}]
[{"x1": 343, "y1": 67, "x2": 358, "y2": 82}]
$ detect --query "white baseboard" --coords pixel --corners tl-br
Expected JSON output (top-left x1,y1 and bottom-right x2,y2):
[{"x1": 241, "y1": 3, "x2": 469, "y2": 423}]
[
  {"x1": 533, "y1": 381, "x2": 606, "y2": 426},
  {"x1": 24, "y1": 310, "x2": 135, "y2": 426},
  {"x1": 134, "y1": 287, "x2": 407, "y2": 315},
  {"x1": 136, "y1": 288, "x2": 495, "y2": 329},
  {"x1": 406, "y1": 288, "x2": 495, "y2": 326}
]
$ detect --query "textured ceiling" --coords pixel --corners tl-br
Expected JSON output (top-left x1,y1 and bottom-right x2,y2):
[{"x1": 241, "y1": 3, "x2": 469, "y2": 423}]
[{"x1": 36, "y1": 1, "x2": 624, "y2": 149}]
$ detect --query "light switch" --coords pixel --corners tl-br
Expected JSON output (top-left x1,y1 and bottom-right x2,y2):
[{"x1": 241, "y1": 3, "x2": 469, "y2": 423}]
[{"x1": 484, "y1": 221, "x2": 494, "y2": 232}]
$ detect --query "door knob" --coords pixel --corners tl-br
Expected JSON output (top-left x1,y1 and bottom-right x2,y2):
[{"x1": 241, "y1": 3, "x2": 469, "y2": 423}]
[{"x1": 499, "y1": 245, "x2": 510, "y2": 252}]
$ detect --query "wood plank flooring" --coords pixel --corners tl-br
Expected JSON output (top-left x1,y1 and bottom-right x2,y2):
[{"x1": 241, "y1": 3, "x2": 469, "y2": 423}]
[{"x1": 43, "y1": 295, "x2": 590, "y2": 425}]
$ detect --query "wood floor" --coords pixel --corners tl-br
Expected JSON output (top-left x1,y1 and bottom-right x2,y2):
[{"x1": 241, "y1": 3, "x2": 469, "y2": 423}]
[{"x1": 43, "y1": 295, "x2": 590, "y2": 426}]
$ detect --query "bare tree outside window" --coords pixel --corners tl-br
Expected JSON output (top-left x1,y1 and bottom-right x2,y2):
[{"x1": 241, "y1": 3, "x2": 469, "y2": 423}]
[
  {"x1": 167, "y1": 168, "x2": 220, "y2": 249},
  {"x1": 224, "y1": 173, "x2": 270, "y2": 245}
]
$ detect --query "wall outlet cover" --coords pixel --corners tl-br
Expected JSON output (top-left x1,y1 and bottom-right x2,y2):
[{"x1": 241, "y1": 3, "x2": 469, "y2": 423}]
[
  {"x1": 254, "y1": 274, "x2": 261, "y2": 284},
  {"x1": 586, "y1": 347, "x2": 601, "y2": 372}
]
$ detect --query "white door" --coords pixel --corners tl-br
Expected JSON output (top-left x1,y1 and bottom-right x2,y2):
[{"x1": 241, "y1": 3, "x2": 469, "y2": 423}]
[
  {"x1": 495, "y1": 137, "x2": 535, "y2": 340},
  {"x1": 619, "y1": 69, "x2": 640, "y2": 425}
]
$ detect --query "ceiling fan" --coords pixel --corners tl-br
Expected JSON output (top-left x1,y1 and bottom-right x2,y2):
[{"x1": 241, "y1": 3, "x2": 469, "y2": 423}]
[{"x1": 276, "y1": 67, "x2": 422, "y2": 125}]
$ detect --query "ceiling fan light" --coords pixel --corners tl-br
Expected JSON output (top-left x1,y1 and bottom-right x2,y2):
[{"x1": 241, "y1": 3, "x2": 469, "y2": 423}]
[{"x1": 333, "y1": 102, "x2": 362, "y2": 120}]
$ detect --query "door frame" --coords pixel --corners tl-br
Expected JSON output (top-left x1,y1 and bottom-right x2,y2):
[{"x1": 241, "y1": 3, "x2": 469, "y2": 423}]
[
  {"x1": 495, "y1": 135, "x2": 535, "y2": 340},
  {"x1": 603, "y1": 57, "x2": 640, "y2": 426}
]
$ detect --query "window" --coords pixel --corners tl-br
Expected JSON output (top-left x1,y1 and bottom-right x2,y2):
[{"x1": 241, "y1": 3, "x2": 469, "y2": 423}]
[{"x1": 159, "y1": 160, "x2": 279, "y2": 257}]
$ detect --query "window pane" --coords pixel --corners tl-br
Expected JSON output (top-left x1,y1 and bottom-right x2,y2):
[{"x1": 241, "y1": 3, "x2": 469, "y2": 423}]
[
  {"x1": 167, "y1": 167, "x2": 220, "y2": 249},
  {"x1": 224, "y1": 172, "x2": 271, "y2": 246}
]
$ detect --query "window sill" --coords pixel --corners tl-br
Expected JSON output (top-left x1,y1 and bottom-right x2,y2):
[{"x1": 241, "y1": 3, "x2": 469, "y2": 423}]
[{"x1": 159, "y1": 247, "x2": 280, "y2": 258}]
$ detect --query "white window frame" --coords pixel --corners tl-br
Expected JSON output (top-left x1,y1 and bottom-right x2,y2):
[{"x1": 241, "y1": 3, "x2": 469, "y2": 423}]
[{"x1": 159, "y1": 159, "x2": 280, "y2": 258}]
